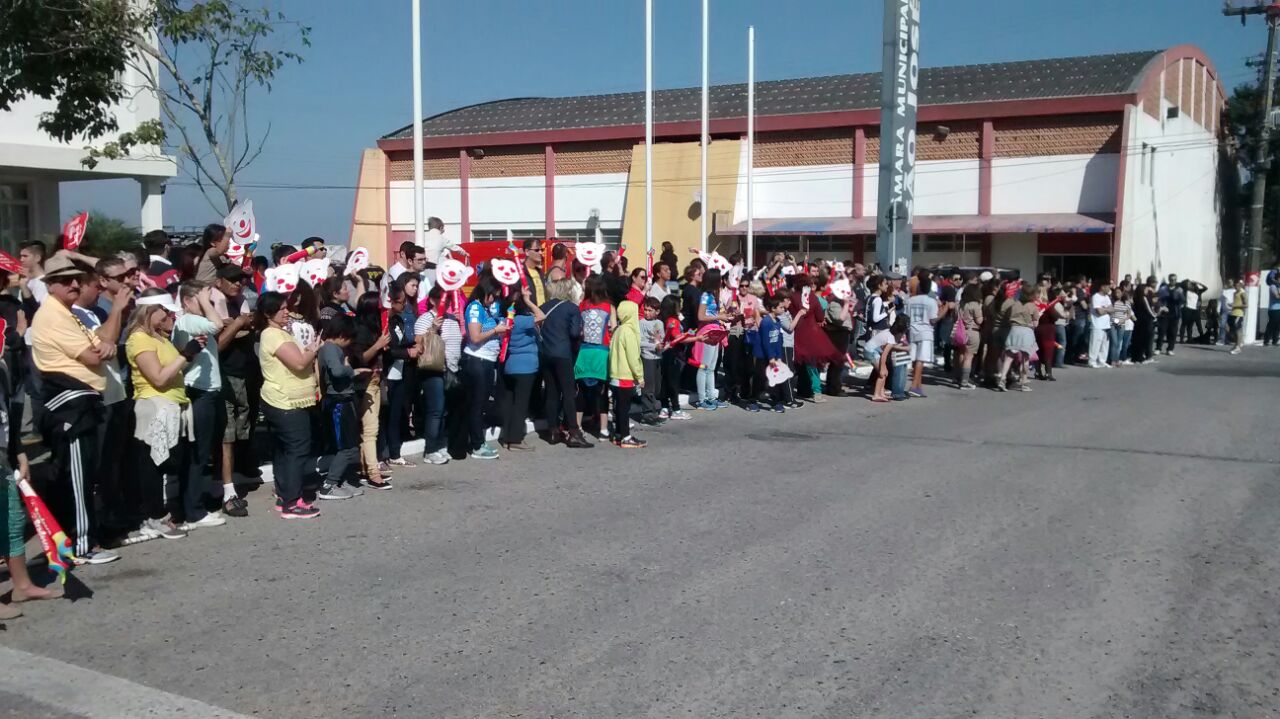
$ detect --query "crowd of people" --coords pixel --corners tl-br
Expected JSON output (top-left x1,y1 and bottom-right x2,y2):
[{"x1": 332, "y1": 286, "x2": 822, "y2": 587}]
[{"x1": 1, "y1": 218, "x2": 1276, "y2": 621}]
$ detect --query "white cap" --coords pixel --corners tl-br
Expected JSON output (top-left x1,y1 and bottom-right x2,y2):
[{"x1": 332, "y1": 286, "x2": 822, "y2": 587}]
[
  {"x1": 979, "y1": 271, "x2": 994, "y2": 282},
  {"x1": 136, "y1": 293, "x2": 181, "y2": 313}
]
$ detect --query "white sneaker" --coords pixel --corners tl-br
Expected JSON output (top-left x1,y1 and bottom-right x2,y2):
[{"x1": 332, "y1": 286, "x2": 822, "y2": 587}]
[
  {"x1": 179, "y1": 514, "x2": 227, "y2": 531},
  {"x1": 1230, "y1": 347, "x2": 1242, "y2": 355},
  {"x1": 424, "y1": 449, "x2": 449, "y2": 465}
]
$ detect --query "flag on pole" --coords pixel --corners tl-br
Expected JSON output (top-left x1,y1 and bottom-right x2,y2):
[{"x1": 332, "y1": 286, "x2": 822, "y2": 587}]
[
  {"x1": 61, "y1": 212, "x2": 89, "y2": 251},
  {"x1": 14, "y1": 472, "x2": 74, "y2": 584},
  {"x1": 0, "y1": 250, "x2": 23, "y2": 276}
]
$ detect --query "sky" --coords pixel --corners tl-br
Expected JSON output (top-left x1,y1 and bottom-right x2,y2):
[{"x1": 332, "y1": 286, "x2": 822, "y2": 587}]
[{"x1": 61, "y1": 0, "x2": 1267, "y2": 247}]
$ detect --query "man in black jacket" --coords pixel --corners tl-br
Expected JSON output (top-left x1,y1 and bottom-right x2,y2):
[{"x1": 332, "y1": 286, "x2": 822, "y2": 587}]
[{"x1": 29, "y1": 256, "x2": 116, "y2": 564}]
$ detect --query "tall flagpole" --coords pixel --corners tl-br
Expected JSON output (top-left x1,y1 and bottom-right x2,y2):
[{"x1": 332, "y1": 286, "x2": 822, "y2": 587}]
[
  {"x1": 700, "y1": 0, "x2": 709, "y2": 253},
  {"x1": 746, "y1": 25, "x2": 755, "y2": 269},
  {"x1": 644, "y1": 0, "x2": 654, "y2": 260},
  {"x1": 411, "y1": 0, "x2": 425, "y2": 248}
]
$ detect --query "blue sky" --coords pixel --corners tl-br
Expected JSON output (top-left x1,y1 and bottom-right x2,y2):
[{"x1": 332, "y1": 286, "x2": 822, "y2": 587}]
[{"x1": 62, "y1": 0, "x2": 1265, "y2": 246}]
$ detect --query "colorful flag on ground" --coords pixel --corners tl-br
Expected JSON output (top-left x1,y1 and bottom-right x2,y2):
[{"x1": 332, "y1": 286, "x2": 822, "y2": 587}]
[{"x1": 14, "y1": 472, "x2": 74, "y2": 584}]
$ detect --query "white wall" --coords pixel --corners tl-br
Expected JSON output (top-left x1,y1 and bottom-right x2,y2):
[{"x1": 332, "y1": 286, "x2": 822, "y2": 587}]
[
  {"x1": 734, "y1": 163, "x2": 853, "y2": 223},
  {"x1": 555, "y1": 173, "x2": 627, "y2": 230},
  {"x1": 388, "y1": 179, "x2": 461, "y2": 232},
  {"x1": 390, "y1": 176, "x2": 549, "y2": 234},
  {"x1": 990, "y1": 233, "x2": 1038, "y2": 277},
  {"x1": 733, "y1": 157, "x2": 980, "y2": 223},
  {"x1": 991, "y1": 154, "x2": 1119, "y2": 215},
  {"x1": 1120, "y1": 101, "x2": 1221, "y2": 293},
  {"x1": 914, "y1": 159, "x2": 981, "y2": 216},
  {"x1": 469, "y1": 176, "x2": 544, "y2": 230}
]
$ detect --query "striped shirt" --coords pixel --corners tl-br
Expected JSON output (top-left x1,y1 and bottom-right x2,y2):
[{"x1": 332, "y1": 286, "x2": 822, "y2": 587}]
[
  {"x1": 416, "y1": 309, "x2": 463, "y2": 373},
  {"x1": 1109, "y1": 300, "x2": 1131, "y2": 327}
]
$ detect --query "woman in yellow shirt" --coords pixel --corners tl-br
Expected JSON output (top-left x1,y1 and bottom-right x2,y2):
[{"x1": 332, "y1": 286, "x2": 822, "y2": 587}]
[
  {"x1": 126, "y1": 289, "x2": 222, "y2": 539},
  {"x1": 255, "y1": 291, "x2": 322, "y2": 520}
]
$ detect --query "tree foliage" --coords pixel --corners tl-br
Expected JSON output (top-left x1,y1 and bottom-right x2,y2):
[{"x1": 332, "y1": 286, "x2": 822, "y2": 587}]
[
  {"x1": 80, "y1": 212, "x2": 143, "y2": 257},
  {"x1": 0, "y1": 0, "x2": 142, "y2": 142},
  {"x1": 1223, "y1": 80, "x2": 1280, "y2": 265},
  {"x1": 1, "y1": 1, "x2": 310, "y2": 214}
]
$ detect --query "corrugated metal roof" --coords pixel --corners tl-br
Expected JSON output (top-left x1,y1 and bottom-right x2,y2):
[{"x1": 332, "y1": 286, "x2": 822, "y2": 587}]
[{"x1": 384, "y1": 50, "x2": 1159, "y2": 140}]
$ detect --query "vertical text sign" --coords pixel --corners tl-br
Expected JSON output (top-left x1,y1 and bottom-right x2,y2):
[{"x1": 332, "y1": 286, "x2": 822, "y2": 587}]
[{"x1": 875, "y1": 0, "x2": 920, "y2": 272}]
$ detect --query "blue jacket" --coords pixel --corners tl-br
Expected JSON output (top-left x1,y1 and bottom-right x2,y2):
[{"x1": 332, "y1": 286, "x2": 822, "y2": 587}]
[
  {"x1": 751, "y1": 315, "x2": 784, "y2": 360},
  {"x1": 538, "y1": 299, "x2": 582, "y2": 360}
]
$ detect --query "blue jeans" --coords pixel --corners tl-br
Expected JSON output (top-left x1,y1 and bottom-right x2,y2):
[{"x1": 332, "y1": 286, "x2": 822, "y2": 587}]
[
  {"x1": 1053, "y1": 325, "x2": 1067, "y2": 368},
  {"x1": 1119, "y1": 329, "x2": 1133, "y2": 361},
  {"x1": 1106, "y1": 327, "x2": 1122, "y2": 364},
  {"x1": 890, "y1": 361, "x2": 909, "y2": 397},
  {"x1": 418, "y1": 372, "x2": 445, "y2": 454},
  {"x1": 697, "y1": 343, "x2": 720, "y2": 404}
]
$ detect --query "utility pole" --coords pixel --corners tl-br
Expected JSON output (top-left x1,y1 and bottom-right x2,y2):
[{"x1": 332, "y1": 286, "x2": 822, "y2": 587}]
[
  {"x1": 1224, "y1": 1, "x2": 1280, "y2": 280},
  {"x1": 1224, "y1": 0, "x2": 1280, "y2": 343}
]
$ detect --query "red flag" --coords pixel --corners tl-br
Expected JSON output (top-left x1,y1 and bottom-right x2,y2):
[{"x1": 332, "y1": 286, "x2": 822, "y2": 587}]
[
  {"x1": 0, "y1": 250, "x2": 22, "y2": 276},
  {"x1": 15, "y1": 472, "x2": 74, "y2": 583},
  {"x1": 62, "y1": 212, "x2": 89, "y2": 251}
]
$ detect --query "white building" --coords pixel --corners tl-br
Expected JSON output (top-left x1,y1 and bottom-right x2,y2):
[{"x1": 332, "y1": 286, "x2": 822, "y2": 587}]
[{"x1": 0, "y1": 53, "x2": 176, "y2": 252}]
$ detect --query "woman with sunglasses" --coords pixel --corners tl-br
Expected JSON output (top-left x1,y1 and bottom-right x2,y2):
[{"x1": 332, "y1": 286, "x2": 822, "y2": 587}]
[
  {"x1": 626, "y1": 267, "x2": 648, "y2": 306},
  {"x1": 126, "y1": 289, "x2": 222, "y2": 538}
]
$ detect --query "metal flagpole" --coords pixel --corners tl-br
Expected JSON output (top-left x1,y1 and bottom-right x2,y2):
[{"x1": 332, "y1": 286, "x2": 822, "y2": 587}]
[
  {"x1": 746, "y1": 25, "x2": 755, "y2": 269},
  {"x1": 700, "y1": 0, "x2": 709, "y2": 253},
  {"x1": 645, "y1": 0, "x2": 654, "y2": 261},
  {"x1": 411, "y1": 0, "x2": 425, "y2": 248}
]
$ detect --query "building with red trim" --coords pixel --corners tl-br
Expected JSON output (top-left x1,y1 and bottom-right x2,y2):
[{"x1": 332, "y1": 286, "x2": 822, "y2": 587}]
[{"x1": 351, "y1": 46, "x2": 1226, "y2": 286}]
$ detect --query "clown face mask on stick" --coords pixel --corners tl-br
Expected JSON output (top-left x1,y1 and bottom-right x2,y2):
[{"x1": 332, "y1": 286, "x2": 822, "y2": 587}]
[{"x1": 489, "y1": 258, "x2": 521, "y2": 287}]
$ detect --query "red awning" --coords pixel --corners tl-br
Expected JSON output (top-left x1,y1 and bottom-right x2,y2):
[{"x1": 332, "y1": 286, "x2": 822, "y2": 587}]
[{"x1": 718, "y1": 213, "x2": 1115, "y2": 236}]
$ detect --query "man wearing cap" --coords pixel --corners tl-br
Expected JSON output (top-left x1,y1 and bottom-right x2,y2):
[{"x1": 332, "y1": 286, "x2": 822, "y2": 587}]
[
  {"x1": 30, "y1": 256, "x2": 118, "y2": 564},
  {"x1": 213, "y1": 264, "x2": 258, "y2": 513}
]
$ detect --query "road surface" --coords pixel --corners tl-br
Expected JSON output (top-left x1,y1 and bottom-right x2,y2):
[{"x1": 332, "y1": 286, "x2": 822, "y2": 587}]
[{"x1": 3, "y1": 343, "x2": 1278, "y2": 718}]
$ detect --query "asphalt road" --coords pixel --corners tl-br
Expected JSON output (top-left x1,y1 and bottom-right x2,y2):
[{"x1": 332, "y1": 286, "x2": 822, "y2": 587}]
[{"x1": 3, "y1": 343, "x2": 1278, "y2": 718}]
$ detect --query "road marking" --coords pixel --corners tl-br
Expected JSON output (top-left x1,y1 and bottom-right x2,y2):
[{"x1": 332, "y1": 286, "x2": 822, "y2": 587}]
[{"x1": 0, "y1": 646, "x2": 254, "y2": 719}]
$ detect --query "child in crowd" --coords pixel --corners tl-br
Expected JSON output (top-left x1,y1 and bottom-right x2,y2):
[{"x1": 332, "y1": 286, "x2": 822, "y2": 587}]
[
  {"x1": 317, "y1": 315, "x2": 366, "y2": 499},
  {"x1": 904, "y1": 275, "x2": 939, "y2": 398},
  {"x1": 867, "y1": 315, "x2": 911, "y2": 402},
  {"x1": 658, "y1": 295, "x2": 694, "y2": 420},
  {"x1": 575, "y1": 275, "x2": 614, "y2": 439},
  {"x1": 608, "y1": 300, "x2": 646, "y2": 448},
  {"x1": 637, "y1": 296, "x2": 666, "y2": 425},
  {"x1": 775, "y1": 289, "x2": 801, "y2": 408},
  {"x1": 750, "y1": 293, "x2": 788, "y2": 413}
]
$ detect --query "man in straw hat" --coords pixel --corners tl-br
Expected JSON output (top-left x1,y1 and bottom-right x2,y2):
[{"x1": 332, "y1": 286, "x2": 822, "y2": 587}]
[{"x1": 29, "y1": 255, "x2": 119, "y2": 565}]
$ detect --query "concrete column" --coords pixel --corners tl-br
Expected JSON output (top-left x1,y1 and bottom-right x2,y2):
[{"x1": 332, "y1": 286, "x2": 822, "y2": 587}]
[{"x1": 139, "y1": 177, "x2": 165, "y2": 231}]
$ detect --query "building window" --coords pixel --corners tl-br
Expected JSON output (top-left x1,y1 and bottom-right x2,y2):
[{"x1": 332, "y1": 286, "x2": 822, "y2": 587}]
[
  {"x1": 0, "y1": 183, "x2": 31, "y2": 255},
  {"x1": 471, "y1": 229, "x2": 508, "y2": 243},
  {"x1": 755, "y1": 237, "x2": 802, "y2": 255},
  {"x1": 556, "y1": 228, "x2": 622, "y2": 248},
  {"x1": 510, "y1": 229, "x2": 545, "y2": 242}
]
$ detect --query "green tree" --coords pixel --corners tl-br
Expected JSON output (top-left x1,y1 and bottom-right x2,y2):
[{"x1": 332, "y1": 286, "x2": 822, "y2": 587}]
[
  {"x1": 0, "y1": 1, "x2": 310, "y2": 214},
  {"x1": 0, "y1": 0, "x2": 141, "y2": 142},
  {"x1": 1223, "y1": 80, "x2": 1280, "y2": 268},
  {"x1": 79, "y1": 212, "x2": 143, "y2": 257}
]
